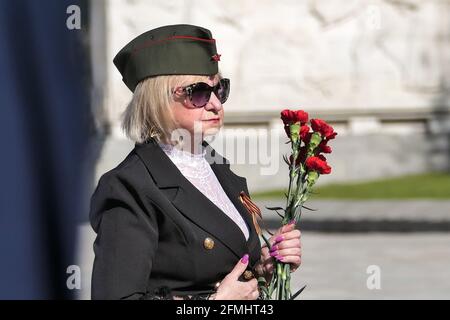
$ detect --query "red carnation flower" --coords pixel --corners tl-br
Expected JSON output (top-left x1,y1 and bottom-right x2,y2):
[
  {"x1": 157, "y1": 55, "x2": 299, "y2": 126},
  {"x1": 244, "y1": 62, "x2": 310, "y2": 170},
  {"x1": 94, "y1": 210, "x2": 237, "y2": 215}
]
[
  {"x1": 305, "y1": 156, "x2": 332, "y2": 174},
  {"x1": 310, "y1": 119, "x2": 337, "y2": 140},
  {"x1": 296, "y1": 110, "x2": 309, "y2": 124},
  {"x1": 280, "y1": 110, "x2": 296, "y2": 125},
  {"x1": 326, "y1": 132, "x2": 337, "y2": 140},
  {"x1": 300, "y1": 125, "x2": 310, "y2": 141},
  {"x1": 280, "y1": 109, "x2": 309, "y2": 125},
  {"x1": 318, "y1": 140, "x2": 332, "y2": 154}
]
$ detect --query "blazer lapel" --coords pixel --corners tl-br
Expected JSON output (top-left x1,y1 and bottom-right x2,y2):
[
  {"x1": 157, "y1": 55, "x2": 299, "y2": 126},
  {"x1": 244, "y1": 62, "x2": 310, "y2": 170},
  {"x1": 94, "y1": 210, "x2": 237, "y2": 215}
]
[
  {"x1": 204, "y1": 142, "x2": 261, "y2": 261},
  {"x1": 134, "y1": 138, "x2": 260, "y2": 264}
]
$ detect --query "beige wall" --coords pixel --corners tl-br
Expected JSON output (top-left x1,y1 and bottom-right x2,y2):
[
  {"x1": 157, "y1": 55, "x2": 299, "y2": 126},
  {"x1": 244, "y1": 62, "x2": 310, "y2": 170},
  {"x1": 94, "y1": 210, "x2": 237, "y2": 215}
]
[
  {"x1": 89, "y1": 0, "x2": 450, "y2": 191},
  {"x1": 90, "y1": 0, "x2": 450, "y2": 136}
]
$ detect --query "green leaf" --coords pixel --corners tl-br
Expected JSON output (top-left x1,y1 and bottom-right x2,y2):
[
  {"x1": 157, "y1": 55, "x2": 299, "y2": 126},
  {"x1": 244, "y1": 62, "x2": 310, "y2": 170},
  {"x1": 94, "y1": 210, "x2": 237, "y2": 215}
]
[
  {"x1": 289, "y1": 285, "x2": 307, "y2": 300},
  {"x1": 302, "y1": 204, "x2": 317, "y2": 211},
  {"x1": 257, "y1": 276, "x2": 267, "y2": 286},
  {"x1": 265, "y1": 206, "x2": 285, "y2": 211},
  {"x1": 260, "y1": 286, "x2": 270, "y2": 299},
  {"x1": 275, "y1": 210, "x2": 285, "y2": 219},
  {"x1": 261, "y1": 233, "x2": 272, "y2": 250}
]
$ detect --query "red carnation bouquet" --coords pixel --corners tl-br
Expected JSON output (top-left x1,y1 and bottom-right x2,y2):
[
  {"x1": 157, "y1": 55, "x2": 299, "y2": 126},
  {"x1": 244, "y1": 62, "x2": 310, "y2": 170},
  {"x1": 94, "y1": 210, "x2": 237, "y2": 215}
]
[{"x1": 258, "y1": 109, "x2": 337, "y2": 300}]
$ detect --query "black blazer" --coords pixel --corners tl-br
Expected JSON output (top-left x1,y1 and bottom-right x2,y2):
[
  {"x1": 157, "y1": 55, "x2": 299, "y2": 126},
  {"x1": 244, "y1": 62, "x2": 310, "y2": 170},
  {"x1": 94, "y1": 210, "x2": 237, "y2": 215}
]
[{"x1": 89, "y1": 138, "x2": 262, "y2": 299}]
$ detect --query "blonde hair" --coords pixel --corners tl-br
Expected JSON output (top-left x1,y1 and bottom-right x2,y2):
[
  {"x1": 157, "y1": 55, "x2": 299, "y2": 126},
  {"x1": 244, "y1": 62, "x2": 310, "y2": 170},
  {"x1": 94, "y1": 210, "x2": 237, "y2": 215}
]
[{"x1": 121, "y1": 73, "x2": 220, "y2": 143}]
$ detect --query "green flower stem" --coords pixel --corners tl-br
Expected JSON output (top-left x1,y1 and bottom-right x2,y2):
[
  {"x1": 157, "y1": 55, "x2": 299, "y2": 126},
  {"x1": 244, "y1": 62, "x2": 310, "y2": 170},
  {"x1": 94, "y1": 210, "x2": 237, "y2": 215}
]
[
  {"x1": 286, "y1": 170, "x2": 294, "y2": 207},
  {"x1": 268, "y1": 273, "x2": 275, "y2": 297},
  {"x1": 286, "y1": 270, "x2": 291, "y2": 299},
  {"x1": 285, "y1": 140, "x2": 301, "y2": 221},
  {"x1": 295, "y1": 165, "x2": 303, "y2": 192},
  {"x1": 284, "y1": 263, "x2": 289, "y2": 299},
  {"x1": 286, "y1": 167, "x2": 297, "y2": 214},
  {"x1": 261, "y1": 233, "x2": 271, "y2": 250},
  {"x1": 276, "y1": 263, "x2": 282, "y2": 299},
  {"x1": 281, "y1": 264, "x2": 287, "y2": 281}
]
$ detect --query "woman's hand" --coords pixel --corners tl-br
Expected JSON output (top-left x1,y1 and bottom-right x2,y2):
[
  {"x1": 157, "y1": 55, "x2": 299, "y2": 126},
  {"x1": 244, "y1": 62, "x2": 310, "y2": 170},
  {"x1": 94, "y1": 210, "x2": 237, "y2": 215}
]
[
  {"x1": 211, "y1": 254, "x2": 259, "y2": 300},
  {"x1": 259, "y1": 222, "x2": 302, "y2": 280}
]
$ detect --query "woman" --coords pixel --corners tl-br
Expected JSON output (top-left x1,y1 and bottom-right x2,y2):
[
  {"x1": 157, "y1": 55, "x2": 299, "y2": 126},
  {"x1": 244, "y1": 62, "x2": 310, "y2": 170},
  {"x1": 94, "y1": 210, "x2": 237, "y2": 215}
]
[{"x1": 90, "y1": 24, "x2": 302, "y2": 300}]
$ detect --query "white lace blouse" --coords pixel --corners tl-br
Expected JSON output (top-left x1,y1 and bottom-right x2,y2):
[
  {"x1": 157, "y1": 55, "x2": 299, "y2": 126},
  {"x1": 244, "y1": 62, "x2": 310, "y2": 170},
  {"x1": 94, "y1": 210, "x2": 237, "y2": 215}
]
[{"x1": 158, "y1": 142, "x2": 250, "y2": 240}]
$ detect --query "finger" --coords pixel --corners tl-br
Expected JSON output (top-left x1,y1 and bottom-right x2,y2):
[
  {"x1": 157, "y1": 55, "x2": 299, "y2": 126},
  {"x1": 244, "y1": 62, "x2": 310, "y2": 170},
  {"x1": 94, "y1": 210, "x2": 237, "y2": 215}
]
[
  {"x1": 261, "y1": 246, "x2": 270, "y2": 257},
  {"x1": 272, "y1": 223, "x2": 295, "y2": 239},
  {"x1": 280, "y1": 222, "x2": 296, "y2": 234},
  {"x1": 270, "y1": 222, "x2": 295, "y2": 241},
  {"x1": 273, "y1": 255, "x2": 301, "y2": 266},
  {"x1": 262, "y1": 252, "x2": 272, "y2": 262},
  {"x1": 272, "y1": 247, "x2": 301, "y2": 258},
  {"x1": 229, "y1": 254, "x2": 249, "y2": 279},
  {"x1": 269, "y1": 232, "x2": 288, "y2": 246},
  {"x1": 264, "y1": 263, "x2": 274, "y2": 274},
  {"x1": 269, "y1": 229, "x2": 300, "y2": 246},
  {"x1": 269, "y1": 248, "x2": 301, "y2": 261},
  {"x1": 271, "y1": 238, "x2": 301, "y2": 251},
  {"x1": 264, "y1": 255, "x2": 275, "y2": 265},
  {"x1": 273, "y1": 229, "x2": 301, "y2": 244}
]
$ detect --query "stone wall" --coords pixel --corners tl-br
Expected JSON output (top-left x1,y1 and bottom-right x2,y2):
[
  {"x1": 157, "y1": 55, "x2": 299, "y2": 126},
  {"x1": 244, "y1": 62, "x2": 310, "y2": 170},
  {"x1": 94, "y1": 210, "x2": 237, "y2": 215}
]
[{"x1": 89, "y1": 0, "x2": 450, "y2": 191}]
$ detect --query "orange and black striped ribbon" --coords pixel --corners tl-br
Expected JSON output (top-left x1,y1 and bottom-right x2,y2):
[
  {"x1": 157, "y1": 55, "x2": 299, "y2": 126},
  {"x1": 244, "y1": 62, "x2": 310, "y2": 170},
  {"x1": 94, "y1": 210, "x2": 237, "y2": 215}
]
[{"x1": 239, "y1": 191, "x2": 262, "y2": 235}]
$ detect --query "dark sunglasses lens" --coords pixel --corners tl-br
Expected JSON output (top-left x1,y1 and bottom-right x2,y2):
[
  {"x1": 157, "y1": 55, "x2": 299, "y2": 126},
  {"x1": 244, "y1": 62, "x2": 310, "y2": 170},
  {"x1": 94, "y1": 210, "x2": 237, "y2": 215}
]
[
  {"x1": 191, "y1": 83, "x2": 211, "y2": 107},
  {"x1": 216, "y1": 79, "x2": 230, "y2": 104}
]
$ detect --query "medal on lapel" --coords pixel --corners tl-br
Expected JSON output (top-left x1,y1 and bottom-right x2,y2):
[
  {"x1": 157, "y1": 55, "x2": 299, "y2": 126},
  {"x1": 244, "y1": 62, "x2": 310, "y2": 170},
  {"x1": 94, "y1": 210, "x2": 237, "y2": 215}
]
[{"x1": 239, "y1": 191, "x2": 262, "y2": 235}]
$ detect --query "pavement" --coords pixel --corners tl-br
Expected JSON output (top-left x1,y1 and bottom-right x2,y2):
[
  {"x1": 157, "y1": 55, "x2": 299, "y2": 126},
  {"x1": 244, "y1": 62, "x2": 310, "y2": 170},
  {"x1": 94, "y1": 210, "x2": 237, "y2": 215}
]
[{"x1": 291, "y1": 232, "x2": 450, "y2": 299}]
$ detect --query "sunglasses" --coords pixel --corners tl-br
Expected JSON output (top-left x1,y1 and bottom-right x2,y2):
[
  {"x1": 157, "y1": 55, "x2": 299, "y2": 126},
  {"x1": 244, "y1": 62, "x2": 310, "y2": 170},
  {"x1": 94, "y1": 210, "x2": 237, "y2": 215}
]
[{"x1": 176, "y1": 78, "x2": 230, "y2": 108}]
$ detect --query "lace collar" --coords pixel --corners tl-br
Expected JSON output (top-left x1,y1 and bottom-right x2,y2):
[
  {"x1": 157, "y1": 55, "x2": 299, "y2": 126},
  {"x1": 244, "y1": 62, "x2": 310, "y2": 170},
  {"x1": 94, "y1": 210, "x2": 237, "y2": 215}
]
[{"x1": 158, "y1": 142, "x2": 207, "y2": 164}]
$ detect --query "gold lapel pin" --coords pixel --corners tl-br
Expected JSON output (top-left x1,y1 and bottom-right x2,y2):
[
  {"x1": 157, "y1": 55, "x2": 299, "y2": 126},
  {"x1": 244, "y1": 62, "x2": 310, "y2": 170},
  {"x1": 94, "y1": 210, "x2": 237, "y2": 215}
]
[
  {"x1": 243, "y1": 270, "x2": 254, "y2": 280},
  {"x1": 203, "y1": 237, "x2": 215, "y2": 250}
]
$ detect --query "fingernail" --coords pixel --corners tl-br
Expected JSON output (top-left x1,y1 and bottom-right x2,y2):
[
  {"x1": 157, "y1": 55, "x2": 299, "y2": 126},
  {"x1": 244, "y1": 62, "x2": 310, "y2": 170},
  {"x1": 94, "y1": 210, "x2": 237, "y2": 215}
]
[
  {"x1": 275, "y1": 235, "x2": 284, "y2": 243},
  {"x1": 275, "y1": 255, "x2": 284, "y2": 261},
  {"x1": 241, "y1": 254, "x2": 249, "y2": 264},
  {"x1": 270, "y1": 245, "x2": 278, "y2": 252},
  {"x1": 270, "y1": 251, "x2": 278, "y2": 257}
]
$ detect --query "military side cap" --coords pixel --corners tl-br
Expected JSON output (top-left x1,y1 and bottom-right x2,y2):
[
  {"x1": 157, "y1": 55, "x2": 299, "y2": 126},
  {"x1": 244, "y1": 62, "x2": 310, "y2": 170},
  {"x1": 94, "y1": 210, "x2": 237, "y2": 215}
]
[{"x1": 113, "y1": 24, "x2": 221, "y2": 92}]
